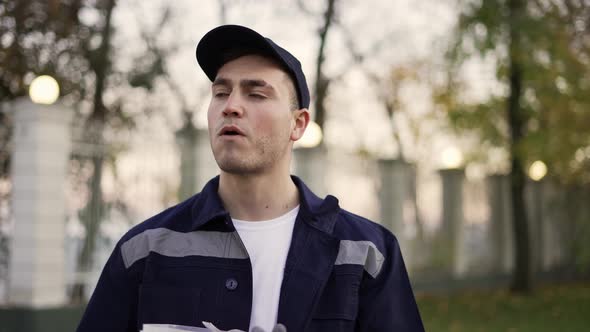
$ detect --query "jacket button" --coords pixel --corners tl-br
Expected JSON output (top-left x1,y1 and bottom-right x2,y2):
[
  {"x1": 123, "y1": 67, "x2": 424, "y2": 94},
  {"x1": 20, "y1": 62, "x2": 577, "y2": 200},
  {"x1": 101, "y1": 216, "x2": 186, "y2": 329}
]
[{"x1": 225, "y1": 278, "x2": 238, "y2": 291}]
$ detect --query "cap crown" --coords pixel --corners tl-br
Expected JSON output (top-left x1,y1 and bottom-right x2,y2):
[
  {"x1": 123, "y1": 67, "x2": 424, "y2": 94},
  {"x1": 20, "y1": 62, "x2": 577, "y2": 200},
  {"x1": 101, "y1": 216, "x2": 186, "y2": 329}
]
[{"x1": 196, "y1": 25, "x2": 310, "y2": 109}]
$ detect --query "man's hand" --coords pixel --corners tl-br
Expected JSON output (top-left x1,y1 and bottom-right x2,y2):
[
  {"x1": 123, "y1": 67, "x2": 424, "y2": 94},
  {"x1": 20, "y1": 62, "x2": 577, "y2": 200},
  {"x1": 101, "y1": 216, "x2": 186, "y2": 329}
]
[
  {"x1": 252, "y1": 325, "x2": 287, "y2": 332},
  {"x1": 203, "y1": 321, "x2": 287, "y2": 332}
]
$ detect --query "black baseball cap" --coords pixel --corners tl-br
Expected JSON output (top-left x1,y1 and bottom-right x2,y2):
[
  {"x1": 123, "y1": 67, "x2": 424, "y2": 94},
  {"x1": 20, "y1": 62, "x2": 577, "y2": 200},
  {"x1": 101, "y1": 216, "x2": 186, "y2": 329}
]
[{"x1": 196, "y1": 25, "x2": 310, "y2": 109}]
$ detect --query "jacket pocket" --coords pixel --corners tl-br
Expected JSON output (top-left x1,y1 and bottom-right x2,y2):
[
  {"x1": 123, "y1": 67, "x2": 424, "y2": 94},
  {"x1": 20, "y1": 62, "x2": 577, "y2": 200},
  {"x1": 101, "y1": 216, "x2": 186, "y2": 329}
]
[
  {"x1": 313, "y1": 272, "x2": 360, "y2": 320},
  {"x1": 138, "y1": 284, "x2": 201, "y2": 327}
]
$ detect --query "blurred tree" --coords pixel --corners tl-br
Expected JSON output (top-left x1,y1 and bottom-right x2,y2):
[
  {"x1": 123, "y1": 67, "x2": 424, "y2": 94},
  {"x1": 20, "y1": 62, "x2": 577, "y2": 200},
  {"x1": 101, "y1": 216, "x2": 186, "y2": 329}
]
[
  {"x1": 0, "y1": 0, "x2": 92, "y2": 302},
  {"x1": 71, "y1": 0, "x2": 118, "y2": 304},
  {"x1": 0, "y1": 0, "x2": 173, "y2": 302},
  {"x1": 0, "y1": 0, "x2": 87, "y2": 101},
  {"x1": 72, "y1": 0, "x2": 175, "y2": 303},
  {"x1": 440, "y1": 0, "x2": 590, "y2": 293},
  {"x1": 374, "y1": 63, "x2": 428, "y2": 241},
  {"x1": 132, "y1": 0, "x2": 241, "y2": 202},
  {"x1": 339, "y1": 17, "x2": 437, "y2": 241},
  {"x1": 0, "y1": 0, "x2": 87, "y2": 179},
  {"x1": 297, "y1": 0, "x2": 338, "y2": 135},
  {"x1": 313, "y1": 0, "x2": 336, "y2": 133}
]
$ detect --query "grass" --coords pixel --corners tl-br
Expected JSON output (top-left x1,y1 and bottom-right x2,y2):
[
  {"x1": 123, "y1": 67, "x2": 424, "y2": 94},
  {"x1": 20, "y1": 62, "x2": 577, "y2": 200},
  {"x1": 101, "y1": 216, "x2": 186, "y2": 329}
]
[{"x1": 416, "y1": 282, "x2": 590, "y2": 332}]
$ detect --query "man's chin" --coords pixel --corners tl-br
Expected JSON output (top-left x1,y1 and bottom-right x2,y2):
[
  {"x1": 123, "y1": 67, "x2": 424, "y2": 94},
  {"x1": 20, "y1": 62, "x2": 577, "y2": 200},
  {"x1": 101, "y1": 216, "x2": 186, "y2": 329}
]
[{"x1": 217, "y1": 160, "x2": 259, "y2": 175}]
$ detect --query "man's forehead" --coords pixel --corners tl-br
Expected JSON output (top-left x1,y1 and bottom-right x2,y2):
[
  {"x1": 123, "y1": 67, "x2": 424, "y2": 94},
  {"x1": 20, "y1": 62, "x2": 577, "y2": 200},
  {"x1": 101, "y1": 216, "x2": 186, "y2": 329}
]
[
  {"x1": 216, "y1": 55, "x2": 288, "y2": 79},
  {"x1": 214, "y1": 57, "x2": 292, "y2": 89}
]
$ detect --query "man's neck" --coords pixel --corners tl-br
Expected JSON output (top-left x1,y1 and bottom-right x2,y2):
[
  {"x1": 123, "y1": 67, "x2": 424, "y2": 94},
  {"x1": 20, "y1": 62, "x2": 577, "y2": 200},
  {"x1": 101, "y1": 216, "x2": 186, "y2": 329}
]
[{"x1": 218, "y1": 171, "x2": 300, "y2": 221}]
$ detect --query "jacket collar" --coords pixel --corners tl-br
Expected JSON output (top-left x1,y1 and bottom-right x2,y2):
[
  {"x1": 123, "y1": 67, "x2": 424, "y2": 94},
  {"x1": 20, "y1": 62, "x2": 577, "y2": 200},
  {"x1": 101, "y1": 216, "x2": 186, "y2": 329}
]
[{"x1": 190, "y1": 175, "x2": 340, "y2": 234}]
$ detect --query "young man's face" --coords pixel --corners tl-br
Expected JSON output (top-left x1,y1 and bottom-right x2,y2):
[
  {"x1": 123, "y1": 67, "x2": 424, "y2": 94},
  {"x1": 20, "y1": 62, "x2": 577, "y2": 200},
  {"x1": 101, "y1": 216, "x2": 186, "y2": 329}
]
[{"x1": 207, "y1": 54, "x2": 305, "y2": 175}]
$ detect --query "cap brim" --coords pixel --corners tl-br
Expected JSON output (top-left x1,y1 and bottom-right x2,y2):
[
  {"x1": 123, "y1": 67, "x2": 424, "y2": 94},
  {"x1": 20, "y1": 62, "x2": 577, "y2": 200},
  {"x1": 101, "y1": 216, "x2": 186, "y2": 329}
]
[{"x1": 196, "y1": 25, "x2": 278, "y2": 82}]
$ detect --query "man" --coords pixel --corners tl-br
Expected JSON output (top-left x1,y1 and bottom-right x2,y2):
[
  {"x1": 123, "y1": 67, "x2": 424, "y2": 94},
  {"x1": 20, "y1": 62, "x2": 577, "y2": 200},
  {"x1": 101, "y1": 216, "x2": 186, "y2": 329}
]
[{"x1": 77, "y1": 25, "x2": 424, "y2": 332}]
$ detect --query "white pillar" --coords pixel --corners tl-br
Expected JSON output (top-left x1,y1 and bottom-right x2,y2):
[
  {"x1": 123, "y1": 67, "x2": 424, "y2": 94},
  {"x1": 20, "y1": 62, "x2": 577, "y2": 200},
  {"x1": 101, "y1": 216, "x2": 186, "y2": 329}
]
[
  {"x1": 175, "y1": 124, "x2": 198, "y2": 200},
  {"x1": 377, "y1": 159, "x2": 410, "y2": 247},
  {"x1": 487, "y1": 174, "x2": 514, "y2": 274},
  {"x1": 195, "y1": 128, "x2": 218, "y2": 191},
  {"x1": 526, "y1": 179, "x2": 546, "y2": 273},
  {"x1": 541, "y1": 180, "x2": 566, "y2": 270},
  {"x1": 8, "y1": 98, "x2": 72, "y2": 307},
  {"x1": 293, "y1": 146, "x2": 327, "y2": 197},
  {"x1": 438, "y1": 169, "x2": 465, "y2": 277}
]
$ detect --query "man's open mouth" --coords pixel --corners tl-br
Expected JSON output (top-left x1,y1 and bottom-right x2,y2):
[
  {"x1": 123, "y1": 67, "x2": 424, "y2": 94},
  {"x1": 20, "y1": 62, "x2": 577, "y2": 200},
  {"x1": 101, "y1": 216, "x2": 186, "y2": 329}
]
[{"x1": 219, "y1": 125, "x2": 245, "y2": 136}]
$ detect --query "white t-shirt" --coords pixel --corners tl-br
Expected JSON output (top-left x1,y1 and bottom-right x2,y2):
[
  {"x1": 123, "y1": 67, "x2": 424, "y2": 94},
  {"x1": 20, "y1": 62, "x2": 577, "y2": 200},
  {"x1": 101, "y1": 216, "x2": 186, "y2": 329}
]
[{"x1": 232, "y1": 205, "x2": 299, "y2": 332}]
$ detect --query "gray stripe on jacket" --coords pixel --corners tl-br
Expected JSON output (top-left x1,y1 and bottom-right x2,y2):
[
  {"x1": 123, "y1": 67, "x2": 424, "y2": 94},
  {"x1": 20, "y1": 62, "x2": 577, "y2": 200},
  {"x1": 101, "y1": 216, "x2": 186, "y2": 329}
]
[
  {"x1": 120, "y1": 228, "x2": 384, "y2": 277},
  {"x1": 120, "y1": 228, "x2": 248, "y2": 269},
  {"x1": 334, "y1": 240, "x2": 385, "y2": 278}
]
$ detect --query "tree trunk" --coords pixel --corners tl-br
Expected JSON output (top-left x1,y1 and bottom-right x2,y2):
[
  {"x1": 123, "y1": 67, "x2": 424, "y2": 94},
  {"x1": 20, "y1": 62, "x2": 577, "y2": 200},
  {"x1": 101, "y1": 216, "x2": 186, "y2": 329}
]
[
  {"x1": 70, "y1": 137, "x2": 106, "y2": 303},
  {"x1": 507, "y1": 0, "x2": 532, "y2": 294},
  {"x1": 313, "y1": 0, "x2": 336, "y2": 131},
  {"x1": 70, "y1": 0, "x2": 116, "y2": 304}
]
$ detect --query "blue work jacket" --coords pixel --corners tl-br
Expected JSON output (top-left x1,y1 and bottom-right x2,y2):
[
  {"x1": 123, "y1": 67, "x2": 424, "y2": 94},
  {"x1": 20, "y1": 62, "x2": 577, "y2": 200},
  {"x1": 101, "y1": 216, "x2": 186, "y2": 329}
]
[{"x1": 77, "y1": 176, "x2": 424, "y2": 331}]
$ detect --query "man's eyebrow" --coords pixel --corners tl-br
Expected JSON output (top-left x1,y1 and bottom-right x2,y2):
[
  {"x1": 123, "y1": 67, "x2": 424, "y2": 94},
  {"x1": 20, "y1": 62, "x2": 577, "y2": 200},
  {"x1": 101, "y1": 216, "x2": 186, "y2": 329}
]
[
  {"x1": 240, "y1": 79, "x2": 271, "y2": 89},
  {"x1": 212, "y1": 77, "x2": 231, "y2": 87},
  {"x1": 241, "y1": 79, "x2": 278, "y2": 96},
  {"x1": 212, "y1": 78, "x2": 277, "y2": 93}
]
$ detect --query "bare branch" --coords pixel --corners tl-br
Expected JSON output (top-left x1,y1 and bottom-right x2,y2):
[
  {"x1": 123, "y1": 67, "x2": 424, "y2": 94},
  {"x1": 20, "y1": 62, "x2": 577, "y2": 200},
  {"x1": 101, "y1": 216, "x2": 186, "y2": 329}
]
[
  {"x1": 296, "y1": 0, "x2": 318, "y2": 16},
  {"x1": 218, "y1": 0, "x2": 229, "y2": 24},
  {"x1": 313, "y1": 0, "x2": 337, "y2": 130}
]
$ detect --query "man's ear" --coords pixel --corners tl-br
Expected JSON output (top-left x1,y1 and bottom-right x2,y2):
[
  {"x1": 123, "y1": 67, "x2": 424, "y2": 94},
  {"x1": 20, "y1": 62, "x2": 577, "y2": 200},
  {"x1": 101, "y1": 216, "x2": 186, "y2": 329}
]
[{"x1": 290, "y1": 108, "x2": 310, "y2": 141}]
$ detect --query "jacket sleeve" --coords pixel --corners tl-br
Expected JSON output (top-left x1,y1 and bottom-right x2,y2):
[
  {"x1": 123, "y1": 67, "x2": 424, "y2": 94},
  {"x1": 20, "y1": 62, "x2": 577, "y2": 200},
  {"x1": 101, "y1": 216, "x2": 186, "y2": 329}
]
[
  {"x1": 76, "y1": 242, "x2": 138, "y2": 332},
  {"x1": 355, "y1": 234, "x2": 424, "y2": 332}
]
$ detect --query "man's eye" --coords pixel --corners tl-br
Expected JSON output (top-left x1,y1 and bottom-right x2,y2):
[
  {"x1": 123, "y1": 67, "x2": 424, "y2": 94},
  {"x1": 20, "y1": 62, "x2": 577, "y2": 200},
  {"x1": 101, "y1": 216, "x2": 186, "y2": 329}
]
[
  {"x1": 249, "y1": 93, "x2": 266, "y2": 99},
  {"x1": 214, "y1": 92, "x2": 229, "y2": 98}
]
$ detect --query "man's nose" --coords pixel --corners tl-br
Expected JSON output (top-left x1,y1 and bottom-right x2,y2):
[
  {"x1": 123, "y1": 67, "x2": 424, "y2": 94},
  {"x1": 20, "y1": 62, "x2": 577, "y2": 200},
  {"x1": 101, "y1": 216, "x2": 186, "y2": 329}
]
[{"x1": 222, "y1": 93, "x2": 244, "y2": 117}]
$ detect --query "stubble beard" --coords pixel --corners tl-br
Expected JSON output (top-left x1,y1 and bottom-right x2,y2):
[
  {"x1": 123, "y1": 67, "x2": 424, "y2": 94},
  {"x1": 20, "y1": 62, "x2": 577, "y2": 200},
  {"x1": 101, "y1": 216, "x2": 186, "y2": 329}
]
[{"x1": 214, "y1": 135, "x2": 290, "y2": 175}]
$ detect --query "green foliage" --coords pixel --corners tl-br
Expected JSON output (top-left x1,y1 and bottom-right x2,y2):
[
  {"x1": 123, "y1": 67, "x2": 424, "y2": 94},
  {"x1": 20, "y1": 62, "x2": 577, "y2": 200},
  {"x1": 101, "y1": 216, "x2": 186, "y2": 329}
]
[
  {"x1": 418, "y1": 282, "x2": 590, "y2": 332},
  {"x1": 441, "y1": 0, "x2": 590, "y2": 184},
  {"x1": 0, "y1": 0, "x2": 89, "y2": 100},
  {"x1": 0, "y1": 0, "x2": 172, "y2": 123}
]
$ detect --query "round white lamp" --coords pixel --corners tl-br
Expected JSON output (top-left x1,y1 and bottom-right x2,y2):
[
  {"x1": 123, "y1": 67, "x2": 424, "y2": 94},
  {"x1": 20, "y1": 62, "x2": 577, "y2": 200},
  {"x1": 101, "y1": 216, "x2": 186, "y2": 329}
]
[
  {"x1": 441, "y1": 146, "x2": 464, "y2": 169},
  {"x1": 528, "y1": 160, "x2": 547, "y2": 181},
  {"x1": 296, "y1": 121, "x2": 323, "y2": 148},
  {"x1": 29, "y1": 75, "x2": 60, "y2": 105}
]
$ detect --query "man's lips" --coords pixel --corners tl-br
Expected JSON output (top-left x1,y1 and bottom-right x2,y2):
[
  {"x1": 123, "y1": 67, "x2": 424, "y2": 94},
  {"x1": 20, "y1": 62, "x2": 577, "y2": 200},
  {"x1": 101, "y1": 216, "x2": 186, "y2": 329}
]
[{"x1": 218, "y1": 124, "x2": 246, "y2": 137}]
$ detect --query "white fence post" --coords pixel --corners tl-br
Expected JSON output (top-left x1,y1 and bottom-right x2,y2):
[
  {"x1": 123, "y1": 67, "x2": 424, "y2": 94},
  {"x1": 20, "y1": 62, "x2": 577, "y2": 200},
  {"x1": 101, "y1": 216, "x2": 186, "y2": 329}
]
[
  {"x1": 195, "y1": 128, "x2": 218, "y2": 191},
  {"x1": 438, "y1": 169, "x2": 465, "y2": 277},
  {"x1": 487, "y1": 174, "x2": 514, "y2": 275},
  {"x1": 378, "y1": 159, "x2": 414, "y2": 267},
  {"x1": 293, "y1": 146, "x2": 327, "y2": 197},
  {"x1": 8, "y1": 98, "x2": 72, "y2": 307}
]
